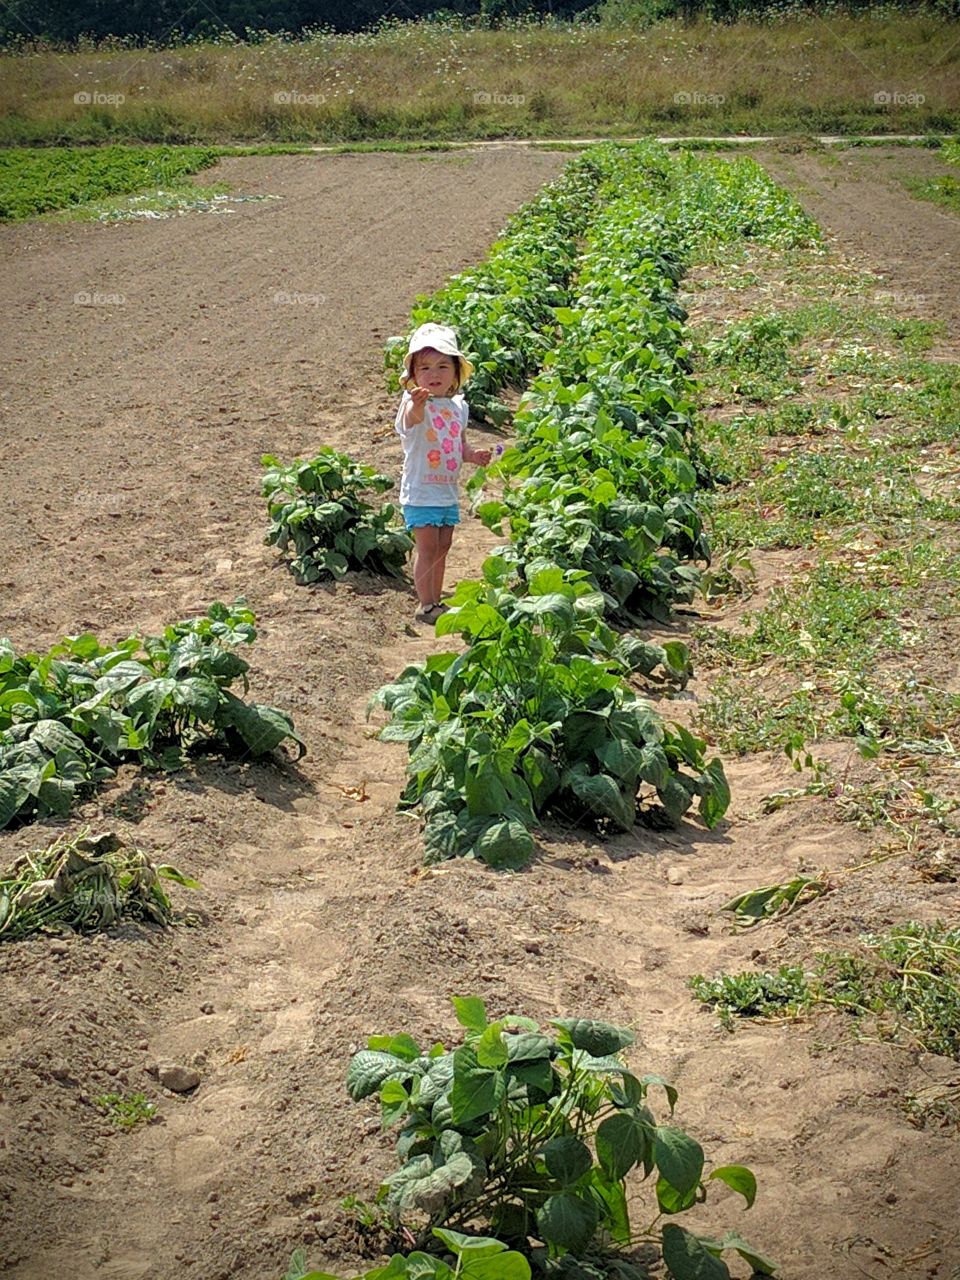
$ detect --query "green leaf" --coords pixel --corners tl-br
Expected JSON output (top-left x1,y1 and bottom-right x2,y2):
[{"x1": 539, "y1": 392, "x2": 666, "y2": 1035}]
[
  {"x1": 156, "y1": 865, "x2": 201, "y2": 890},
  {"x1": 596, "y1": 1110, "x2": 649, "y2": 1180},
  {"x1": 536, "y1": 1192, "x2": 598, "y2": 1254},
  {"x1": 346, "y1": 1050, "x2": 413, "y2": 1102},
  {"x1": 565, "y1": 769, "x2": 635, "y2": 831},
  {"x1": 638, "y1": 1073, "x2": 678, "y2": 1114},
  {"x1": 380, "y1": 1079, "x2": 409, "y2": 1128},
  {"x1": 507, "y1": 1057, "x2": 555, "y2": 1094},
  {"x1": 0, "y1": 768, "x2": 32, "y2": 829},
  {"x1": 521, "y1": 746, "x2": 559, "y2": 810},
  {"x1": 708, "y1": 1165, "x2": 757, "y2": 1209},
  {"x1": 505, "y1": 1032, "x2": 553, "y2": 1062},
  {"x1": 366, "y1": 1254, "x2": 455, "y2": 1280},
  {"x1": 430, "y1": 1229, "x2": 507, "y2": 1258},
  {"x1": 697, "y1": 759, "x2": 730, "y2": 829},
  {"x1": 450, "y1": 1047, "x2": 504, "y2": 1126},
  {"x1": 596, "y1": 736, "x2": 643, "y2": 784},
  {"x1": 656, "y1": 1176, "x2": 698, "y2": 1215},
  {"x1": 513, "y1": 593, "x2": 576, "y2": 625},
  {"x1": 717, "y1": 1230, "x2": 778, "y2": 1275},
  {"x1": 661, "y1": 1225, "x2": 731, "y2": 1280},
  {"x1": 215, "y1": 693, "x2": 306, "y2": 758},
  {"x1": 540, "y1": 1135, "x2": 593, "y2": 1187},
  {"x1": 28, "y1": 718, "x2": 87, "y2": 756},
  {"x1": 502, "y1": 719, "x2": 536, "y2": 752},
  {"x1": 588, "y1": 1165, "x2": 631, "y2": 1245},
  {"x1": 381, "y1": 1145, "x2": 484, "y2": 1215},
  {"x1": 461, "y1": 1255, "x2": 530, "y2": 1280},
  {"x1": 475, "y1": 1024, "x2": 509, "y2": 1069},
  {"x1": 452, "y1": 995, "x2": 487, "y2": 1033},
  {"x1": 658, "y1": 775, "x2": 693, "y2": 822},
  {"x1": 465, "y1": 762, "x2": 511, "y2": 817},
  {"x1": 637, "y1": 743, "x2": 671, "y2": 789},
  {"x1": 551, "y1": 1018, "x2": 635, "y2": 1057},
  {"x1": 474, "y1": 817, "x2": 533, "y2": 869},
  {"x1": 367, "y1": 1033, "x2": 422, "y2": 1062},
  {"x1": 430, "y1": 1230, "x2": 532, "y2": 1277},
  {"x1": 655, "y1": 1126, "x2": 704, "y2": 1196},
  {"x1": 171, "y1": 676, "x2": 220, "y2": 720}
]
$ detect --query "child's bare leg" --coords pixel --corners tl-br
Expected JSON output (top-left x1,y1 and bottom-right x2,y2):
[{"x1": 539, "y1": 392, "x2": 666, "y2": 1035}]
[
  {"x1": 413, "y1": 526, "x2": 442, "y2": 605},
  {"x1": 432, "y1": 526, "x2": 455, "y2": 603}
]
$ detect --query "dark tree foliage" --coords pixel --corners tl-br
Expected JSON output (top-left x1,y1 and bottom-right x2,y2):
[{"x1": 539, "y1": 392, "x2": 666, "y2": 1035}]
[{"x1": 0, "y1": 0, "x2": 952, "y2": 45}]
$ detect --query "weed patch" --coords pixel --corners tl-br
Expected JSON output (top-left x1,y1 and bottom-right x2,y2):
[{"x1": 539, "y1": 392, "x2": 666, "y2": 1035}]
[{"x1": 692, "y1": 922, "x2": 960, "y2": 1061}]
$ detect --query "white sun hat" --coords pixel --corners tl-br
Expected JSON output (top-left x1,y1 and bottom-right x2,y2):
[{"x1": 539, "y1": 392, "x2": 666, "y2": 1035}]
[{"x1": 400, "y1": 322, "x2": 475, "y2": 390}]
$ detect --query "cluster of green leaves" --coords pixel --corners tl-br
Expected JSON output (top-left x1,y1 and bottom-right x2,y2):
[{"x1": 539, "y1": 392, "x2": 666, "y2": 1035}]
[
  {"x1": 371, "y1": 559, "x2": 727, "y2": 869},
  {"x1": 339, "y1": 996, "x2": 773, "y2": 1280},
  {"x1": 287, "y1": 1229, "x2": 532, "y2": 1280},
  {"x1": 721, "y1": 876, "x2": 828, "y2": 929},
  {"x1": 0, "y1": 144, "x2": 223, "y2": 221},
  {"x1": 263, "y1": 449, "x2": 412, "y2": 582},
  {"x1": 0, "y1": 829, "x2": 197, "y2": 940},
  {"x1": 385, "y1": 145, "x2": 640, "y2": 425},
  {"x1": 689, "y1": 967, "x2": 812, "y2": 1029},
  {"x1": 692, "y1": 921, "x2": 960, "y2": 1060},
  {"x1": 0, "y1": 601, "x2": 304, "y2": 829},
  {"x1": 666, "y1": 153, "x2": 821, "y2": 252},
  {"x1": 94, "y1": 1091, "x2": 159, "y2": 1129}
]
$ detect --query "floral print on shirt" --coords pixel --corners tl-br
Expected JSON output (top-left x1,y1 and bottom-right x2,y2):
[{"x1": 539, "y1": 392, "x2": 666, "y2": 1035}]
[{"x1": 422, "y1": 401, "x2": 464, "y2": 480}]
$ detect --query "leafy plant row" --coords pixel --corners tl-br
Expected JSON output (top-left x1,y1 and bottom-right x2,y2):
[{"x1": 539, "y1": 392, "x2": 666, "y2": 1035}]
[
  {"x1": 317, "y1": 997, "x2": 774, "y2": 1280},
  {"x1": 0, "y1": 144, "x2": 225, "y2": 222},
  {"x1": 477, "y1": 147, "x2": 819, "y2": 626},
  {"x1": 0, "y1": 601, "x2": 303, "y2": 829},
  {"x1": 263, "y1": 151, "x2": 651, "y2": 585},
  {"x1": 384, "y1": 145, "x2": 652, "y2": 426},
  {"x1": 373, "y1": 145, "x2": 819, "y2": 869}
]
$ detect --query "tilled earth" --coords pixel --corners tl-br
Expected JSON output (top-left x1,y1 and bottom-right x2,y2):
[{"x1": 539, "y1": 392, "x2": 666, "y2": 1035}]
[{"x1": 1, "y1": 145, "x2": 959, "y2": 1280}]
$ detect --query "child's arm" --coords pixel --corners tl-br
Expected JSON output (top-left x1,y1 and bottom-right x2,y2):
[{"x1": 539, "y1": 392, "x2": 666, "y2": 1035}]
[
  {"x1": 462, "y1": 429, "x2": 492, "y2": 466},
  {"x1": 401, "y1": 385, "x2": 431, "y2": 430}
]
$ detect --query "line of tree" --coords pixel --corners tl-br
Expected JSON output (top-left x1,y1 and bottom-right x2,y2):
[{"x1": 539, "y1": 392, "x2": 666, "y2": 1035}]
[{"x1": 1, "y1": 0, "x2": 954, "y2": 47}]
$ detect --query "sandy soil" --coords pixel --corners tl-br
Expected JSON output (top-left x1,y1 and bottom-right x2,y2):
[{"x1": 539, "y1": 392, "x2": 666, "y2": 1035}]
[{"x1": 1, "y1": 145, "x2": 959, "y2": 1280}]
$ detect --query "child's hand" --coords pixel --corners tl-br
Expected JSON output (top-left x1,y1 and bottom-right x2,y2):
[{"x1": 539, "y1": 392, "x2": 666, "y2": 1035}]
[
  {"x1": 468, "y1": 448, "x2": 492, "y2": 466},
  {"x1": 403, "y1": 384, "x2": 432, "y2": 428}
]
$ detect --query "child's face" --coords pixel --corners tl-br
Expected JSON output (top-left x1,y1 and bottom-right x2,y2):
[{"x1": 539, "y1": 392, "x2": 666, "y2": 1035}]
[{"x1": 412, "y1": 348, "x2": 458, "y2": 396}]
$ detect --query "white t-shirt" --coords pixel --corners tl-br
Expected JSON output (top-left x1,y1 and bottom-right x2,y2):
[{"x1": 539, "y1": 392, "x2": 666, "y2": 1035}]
[{"x1": 395, "y1": 391, "x2": 469, "y2": 507}]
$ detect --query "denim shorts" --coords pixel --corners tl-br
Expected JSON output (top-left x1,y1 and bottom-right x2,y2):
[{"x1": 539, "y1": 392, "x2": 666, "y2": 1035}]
[{"x1": 402, "y1": 504, "x2": 460, "y2": 529}]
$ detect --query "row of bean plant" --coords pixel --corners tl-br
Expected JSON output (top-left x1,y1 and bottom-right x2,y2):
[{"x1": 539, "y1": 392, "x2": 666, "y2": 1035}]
[
  {"x1": 373, "y1": 144, "x2": 815, "y2": 868},
  {"x1": 385, "y1": 145, "x2": 653, "y2": 426}
]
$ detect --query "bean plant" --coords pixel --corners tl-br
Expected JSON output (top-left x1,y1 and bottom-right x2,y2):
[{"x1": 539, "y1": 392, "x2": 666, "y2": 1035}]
[
  {"x1": 0, "y1": 601, "x2": 303, "y2": 829},
  {"x1": 371, "y1": 559, "x2": 728, "y2": 869},
  {"x1": 263, "y1": 449, "x2": 412, "y2": 583},
  {"x1": 340, "y1": 997, "x2": 775, "y2": 1280}
]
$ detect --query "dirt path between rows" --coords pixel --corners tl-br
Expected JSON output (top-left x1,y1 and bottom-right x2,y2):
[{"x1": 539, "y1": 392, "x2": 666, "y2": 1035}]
[
  {"x1": 754, "y1": 145, "x2": 960, "y2": 359},
  {"x1": 1, "y1": 147, "x2": 959, "y2": 1280}
]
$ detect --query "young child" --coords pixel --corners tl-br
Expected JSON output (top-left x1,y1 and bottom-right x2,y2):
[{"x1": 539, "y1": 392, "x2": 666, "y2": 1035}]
[{"x1": 395, "y1": 322, "x2": 491, "y2": 624}]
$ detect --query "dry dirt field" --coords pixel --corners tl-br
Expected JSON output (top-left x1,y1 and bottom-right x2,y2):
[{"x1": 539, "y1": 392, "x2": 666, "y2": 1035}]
[{"x1": 1, "y1": 144, "x2": 959, "y2": 1280}]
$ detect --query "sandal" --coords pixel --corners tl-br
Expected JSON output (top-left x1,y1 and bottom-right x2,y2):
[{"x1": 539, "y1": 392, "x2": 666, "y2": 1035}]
[{"x1": 414, "y1": 602, "x2": 448, "y2": 624}]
